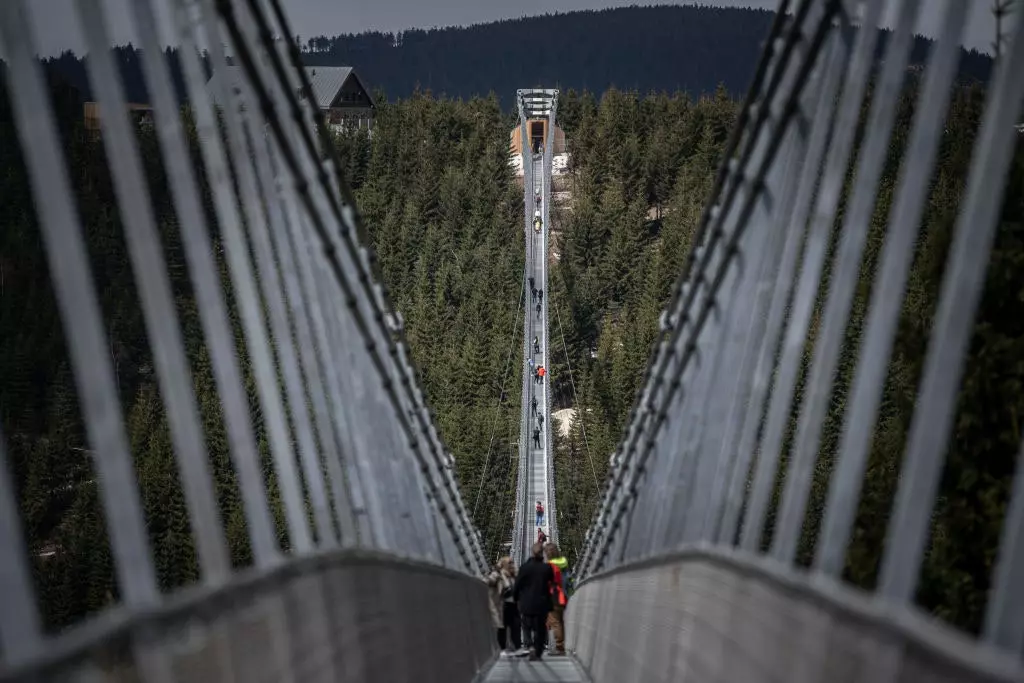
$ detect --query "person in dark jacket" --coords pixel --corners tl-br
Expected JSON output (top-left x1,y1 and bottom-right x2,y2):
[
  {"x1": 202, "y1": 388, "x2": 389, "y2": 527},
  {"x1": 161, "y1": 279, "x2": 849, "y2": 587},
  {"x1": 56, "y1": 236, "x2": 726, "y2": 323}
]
[{"x1": 514, "y1": 542, "x2": 555, "y2": 660}]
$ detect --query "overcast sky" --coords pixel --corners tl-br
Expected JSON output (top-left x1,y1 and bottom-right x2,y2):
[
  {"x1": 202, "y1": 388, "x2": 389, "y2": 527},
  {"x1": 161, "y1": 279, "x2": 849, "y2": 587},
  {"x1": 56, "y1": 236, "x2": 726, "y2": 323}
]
[{"x1": 24, "y1": 0, "x2": 999, "y2": 58}]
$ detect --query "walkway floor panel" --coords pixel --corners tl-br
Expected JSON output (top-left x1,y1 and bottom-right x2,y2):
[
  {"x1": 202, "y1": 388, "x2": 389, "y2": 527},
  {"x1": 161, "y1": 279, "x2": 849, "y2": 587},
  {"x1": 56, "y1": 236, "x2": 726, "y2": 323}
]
[{"x1": 483, "y1": 656, "x2": 588, "y2": 682}]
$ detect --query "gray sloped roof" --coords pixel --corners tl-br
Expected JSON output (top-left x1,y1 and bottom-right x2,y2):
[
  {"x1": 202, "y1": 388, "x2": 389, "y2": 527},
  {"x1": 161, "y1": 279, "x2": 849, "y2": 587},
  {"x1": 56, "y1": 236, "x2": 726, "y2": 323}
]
[
  {"x1": 305, "y1": 66, "x2": 352, "y2": 108},
  {"x1": 207, "y1": 65, "x2": 374, "y2": 110}
]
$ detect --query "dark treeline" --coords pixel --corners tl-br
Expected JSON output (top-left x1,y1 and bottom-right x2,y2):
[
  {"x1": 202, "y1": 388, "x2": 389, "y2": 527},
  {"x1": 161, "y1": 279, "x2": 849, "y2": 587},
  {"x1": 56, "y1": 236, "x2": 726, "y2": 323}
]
[
  {"x1": 548, "y1": 76, "x2": 1024, "y2": 635},
  {"x1": 31, "y1": 6, "x2": 991, "y2": 109}
]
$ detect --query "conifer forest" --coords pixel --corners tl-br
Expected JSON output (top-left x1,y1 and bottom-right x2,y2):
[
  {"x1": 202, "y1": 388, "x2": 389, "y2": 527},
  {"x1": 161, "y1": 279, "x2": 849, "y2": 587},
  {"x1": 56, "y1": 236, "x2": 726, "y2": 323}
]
[{"x1": 1, "y1": 30, "x2": 1023, "y2": 646}]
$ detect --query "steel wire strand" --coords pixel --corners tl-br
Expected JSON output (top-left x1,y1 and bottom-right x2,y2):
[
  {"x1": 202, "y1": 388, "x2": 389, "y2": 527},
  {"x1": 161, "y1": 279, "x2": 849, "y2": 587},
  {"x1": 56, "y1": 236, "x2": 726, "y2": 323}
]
[
  {"x1": 217, "y1": 0, "x2": 480, "y2": 570},
  {"x1": 553, "y1": 303, "x2": 600, "y2": 492},
  {"x1": 576, "y1": 0, "x2": 797, "y2": 575},
  {"x1": 242, "y1": 0, "x2": 487, "y2": 567},
  {"x1": 589, "y1": 1, "x2": 837, "y2": 574},
  {"x1": 473, "y1": 274, "x2": 527, "y2": 519}
]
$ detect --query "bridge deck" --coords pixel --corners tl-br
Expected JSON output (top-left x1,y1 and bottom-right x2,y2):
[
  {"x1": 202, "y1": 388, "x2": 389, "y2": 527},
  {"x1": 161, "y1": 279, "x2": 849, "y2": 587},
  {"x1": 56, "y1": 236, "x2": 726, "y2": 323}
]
[{"x1": 482, "y1": 655, "x2": 588, "y2": 682}]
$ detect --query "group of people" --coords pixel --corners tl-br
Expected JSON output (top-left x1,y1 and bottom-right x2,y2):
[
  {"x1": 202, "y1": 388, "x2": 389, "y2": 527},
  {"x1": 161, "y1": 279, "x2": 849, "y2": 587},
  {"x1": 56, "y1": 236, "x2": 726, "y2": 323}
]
[{"x1": 485, "y1": 542, "x2": 570, "y2": 661}]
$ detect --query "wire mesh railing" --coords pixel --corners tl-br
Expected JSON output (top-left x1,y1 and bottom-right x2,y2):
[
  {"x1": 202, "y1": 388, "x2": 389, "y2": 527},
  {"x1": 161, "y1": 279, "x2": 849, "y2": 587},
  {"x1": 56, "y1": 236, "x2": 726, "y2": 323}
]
[
  {"x1": 577, "y1": 0, "x2": 1024, "y2": 662},
  {"x1": 0, "y1": 0, "x2": 487, "y2": 670}
]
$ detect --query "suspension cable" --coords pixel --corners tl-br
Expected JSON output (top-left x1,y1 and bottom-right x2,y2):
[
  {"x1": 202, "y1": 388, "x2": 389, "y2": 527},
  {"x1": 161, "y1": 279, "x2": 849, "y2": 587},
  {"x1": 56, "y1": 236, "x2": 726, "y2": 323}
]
[
  {"x1": 485, "y1": 421, "x2": 520, "y2": 560},
  {"x1": 554, "y1": 302, "x2": 600, "y2": 490},
  {"x1": 472, "y1": 270, "x2": 526, "y2": 518}
]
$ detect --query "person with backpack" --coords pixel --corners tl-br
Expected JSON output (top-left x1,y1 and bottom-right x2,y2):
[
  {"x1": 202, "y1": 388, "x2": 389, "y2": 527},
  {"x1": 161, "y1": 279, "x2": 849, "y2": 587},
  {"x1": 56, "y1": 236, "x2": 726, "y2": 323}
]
[
  {"x1": 535, "y1": 500, "x2": 544, "y2": 527},
  {"x1": 543, "y1": 542, "x2": 570, "y2": 656},
  {"x1": 513, "y1": 542, "x2": 554, "y2": 661}
]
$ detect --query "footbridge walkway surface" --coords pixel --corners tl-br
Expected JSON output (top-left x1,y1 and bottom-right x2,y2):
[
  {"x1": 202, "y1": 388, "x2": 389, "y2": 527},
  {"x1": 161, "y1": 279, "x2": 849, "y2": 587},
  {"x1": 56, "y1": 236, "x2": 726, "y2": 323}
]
[{"x1": 2, "y1": 0, "x2": 1024, "y2": 682}]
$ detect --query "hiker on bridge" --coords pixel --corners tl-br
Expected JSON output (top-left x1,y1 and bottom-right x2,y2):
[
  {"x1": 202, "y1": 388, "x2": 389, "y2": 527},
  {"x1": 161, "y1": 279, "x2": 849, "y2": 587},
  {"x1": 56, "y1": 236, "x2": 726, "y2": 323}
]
[
  {"x1": 531, "y1": 286, "x2": 537, "y2": 302},
  {"x1": 538, "y1": 366, "x2": 547, "y2": 383},
  {"x1": 544, "y1": 543, "x2": 569, "y2": 656},
  {"x1": 536, "y1": 302, "x2": 542, "y2": 318},
  {"x1": 537, "y1": 289, "x2": 543, "y2": 304},
  {"x1": 533, "y1": 336, "x2": 540, "y2": 354},
  {"x1": 528, "y1": 276, "x2": 534, "y2": 291},
  {"x1": 513, "y1": 542, "x2": 554, "y2": 661},
  {"x1": 538, "y1": 414, "x2": 544, "y2": 431},
  {"x1": 536, "y1": 500, "x2": 544, "y2": 527},
  {"x1": 531, "y1": 396, "x2": 538, "y2": 414},
  {"x1": 533, "y1": 428, "x2": 541, "y2": 448}
]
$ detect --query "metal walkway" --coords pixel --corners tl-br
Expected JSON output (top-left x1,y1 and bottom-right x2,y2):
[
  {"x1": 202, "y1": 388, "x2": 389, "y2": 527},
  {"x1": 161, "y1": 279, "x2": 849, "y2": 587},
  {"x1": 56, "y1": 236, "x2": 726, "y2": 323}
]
[
  {"x1": 514, "y1": 88, "x2": 560, "y2": 563},
  {"x1": 483, "y1": 656, "x2": 587, "y2": 682},
  {"x1": 2, "y1": 0, "x2": 1024, "y2": 682}
]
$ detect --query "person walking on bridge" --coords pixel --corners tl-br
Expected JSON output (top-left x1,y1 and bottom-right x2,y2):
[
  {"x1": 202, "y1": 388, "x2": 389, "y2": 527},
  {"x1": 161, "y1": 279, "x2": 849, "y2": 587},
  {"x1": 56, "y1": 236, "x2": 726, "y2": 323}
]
[
  {"x1": 514, "y1": 542, "x2": 554, "y2": 661},
  {"x1": 531, "y1": 397, "x2": 538, "y2": 414},
  {"x1": 533, "y1": 428, "x2": 541, "y2": 449},
  {"x1": 533, "y1": 336, "x2": 540, "y2": 355},
  {"x1": 538, "y1": 366, "x2": 547, "y2": 383},
  {"x1": 485, "y1": 557, "x2": 522, "y2": 657},
  {"x1": 536, "y1": 302, "x2": 542, "y2": 318},
  {"x1": 544, "y1": 543, "x2": 569, "y2": 656},
  {"x1": 531, "y1": 286, "x2": 537, "y2": 302},
  {"x1": 538, "y1": 414, "x2": 544, "y2": 431},
  {"x1": 535, "y1": 500, "x2": 544, "y2": 527},
  {"x1": 537, "y1": 289, "x2": 543, "y2": 304}
]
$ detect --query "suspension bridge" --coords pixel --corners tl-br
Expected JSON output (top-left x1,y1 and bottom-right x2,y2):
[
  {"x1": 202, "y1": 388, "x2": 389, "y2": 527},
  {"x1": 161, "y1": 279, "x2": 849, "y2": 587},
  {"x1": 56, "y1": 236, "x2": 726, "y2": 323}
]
[{"x1": 2, "y1": 0, "x2": 1024, "y2": 682}]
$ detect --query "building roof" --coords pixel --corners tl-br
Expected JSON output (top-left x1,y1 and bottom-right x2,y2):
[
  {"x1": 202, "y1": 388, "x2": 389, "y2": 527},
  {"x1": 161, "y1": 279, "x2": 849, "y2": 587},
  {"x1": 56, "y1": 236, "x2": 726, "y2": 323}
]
[
  {"x1": 306, "y1": 66, "x2": 353, "y2": 108},
  {"x1": 207, "y1": 64, "x2": 375, "y2": 109}
]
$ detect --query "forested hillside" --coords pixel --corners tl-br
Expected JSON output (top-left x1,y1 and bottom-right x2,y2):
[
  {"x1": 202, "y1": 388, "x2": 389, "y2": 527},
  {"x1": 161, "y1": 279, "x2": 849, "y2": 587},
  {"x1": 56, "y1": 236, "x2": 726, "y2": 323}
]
[
  {"x1": 546, "y1": 78, "x2": 1024, "y2": 635},
  {"x1": 34, "y1": 6, "x2": 992, "y2": 109}
]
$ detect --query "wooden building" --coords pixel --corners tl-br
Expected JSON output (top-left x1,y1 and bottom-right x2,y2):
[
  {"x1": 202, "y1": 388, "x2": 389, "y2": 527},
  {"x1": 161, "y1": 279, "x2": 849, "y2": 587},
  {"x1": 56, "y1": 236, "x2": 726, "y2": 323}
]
[{"x1": 509, "y1": 119, "x2": 567, "y2": 156}]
